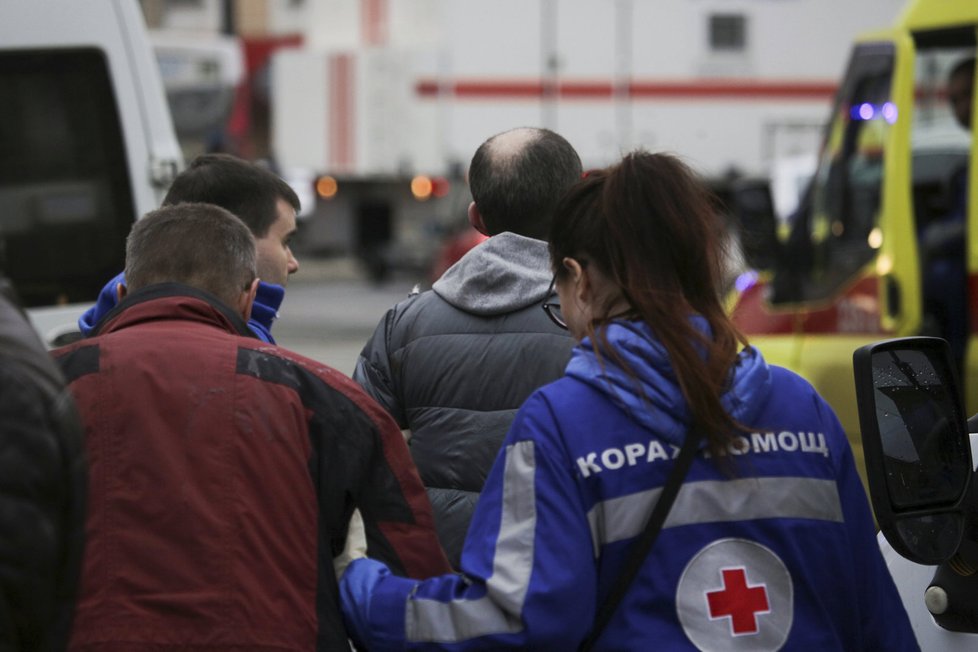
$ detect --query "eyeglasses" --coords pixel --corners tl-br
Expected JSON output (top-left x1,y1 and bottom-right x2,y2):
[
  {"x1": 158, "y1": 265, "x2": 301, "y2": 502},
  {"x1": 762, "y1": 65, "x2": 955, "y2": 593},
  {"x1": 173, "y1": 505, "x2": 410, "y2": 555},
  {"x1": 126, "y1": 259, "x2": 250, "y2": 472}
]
[{"x1": 541, "y1": 275, "x2": 567, "y2": 330}]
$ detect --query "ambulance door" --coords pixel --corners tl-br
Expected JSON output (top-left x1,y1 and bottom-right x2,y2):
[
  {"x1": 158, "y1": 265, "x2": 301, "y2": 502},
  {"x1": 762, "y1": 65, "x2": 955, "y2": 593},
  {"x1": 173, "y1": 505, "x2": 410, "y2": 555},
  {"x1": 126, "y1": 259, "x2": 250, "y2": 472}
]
[
  {"x1": 786, "y1": 40, "x2": 908, "y2": 438},
  {"x1": 905, "y1": 29, "x2": 976, "y2": 417}
]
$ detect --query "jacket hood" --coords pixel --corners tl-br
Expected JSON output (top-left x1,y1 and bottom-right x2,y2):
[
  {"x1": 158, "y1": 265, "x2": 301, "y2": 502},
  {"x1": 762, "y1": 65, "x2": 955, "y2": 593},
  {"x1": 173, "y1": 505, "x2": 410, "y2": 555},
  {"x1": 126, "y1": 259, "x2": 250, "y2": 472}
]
[
  {"x1": 432, "y1": 232, "x2": 552, "y2": 315},
  {"x1": 565, "y1": 319, "x2": 771, "y2": 447}
]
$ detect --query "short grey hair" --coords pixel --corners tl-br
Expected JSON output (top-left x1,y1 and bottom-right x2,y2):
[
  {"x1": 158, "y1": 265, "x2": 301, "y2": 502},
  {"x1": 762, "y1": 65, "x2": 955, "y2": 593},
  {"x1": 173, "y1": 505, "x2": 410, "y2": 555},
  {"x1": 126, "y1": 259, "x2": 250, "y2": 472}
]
[{"x1": 125, "y1": 203, "x2": 257, "y2": 307}]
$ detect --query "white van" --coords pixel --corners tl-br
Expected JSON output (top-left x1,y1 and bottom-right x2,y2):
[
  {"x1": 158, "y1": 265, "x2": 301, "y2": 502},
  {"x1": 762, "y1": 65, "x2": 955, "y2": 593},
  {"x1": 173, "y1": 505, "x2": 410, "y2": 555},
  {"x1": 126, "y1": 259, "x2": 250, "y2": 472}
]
[{"x1": 0, "y1": 0, "x2": 183, "y2": 346}]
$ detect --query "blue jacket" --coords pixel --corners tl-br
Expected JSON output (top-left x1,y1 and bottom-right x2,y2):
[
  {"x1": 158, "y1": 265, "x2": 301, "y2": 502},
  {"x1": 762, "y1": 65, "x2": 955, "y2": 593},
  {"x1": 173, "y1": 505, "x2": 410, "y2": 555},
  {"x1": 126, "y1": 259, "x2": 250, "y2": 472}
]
[
  {"x1": 77, "y1": 271, "x2": 284, "y2": 343},
  {"x1": 340, "y1": 320, "x2": 918, "y2": 651}
]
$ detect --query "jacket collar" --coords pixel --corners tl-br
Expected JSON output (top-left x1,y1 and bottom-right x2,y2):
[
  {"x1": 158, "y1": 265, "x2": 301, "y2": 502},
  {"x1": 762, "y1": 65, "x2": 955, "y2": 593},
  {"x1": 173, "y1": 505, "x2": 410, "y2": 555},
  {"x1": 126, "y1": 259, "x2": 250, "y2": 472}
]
[
  {"x1": 92, "y1": 283, "x2": 256, "y2": 339},
  {"x1": 248, "y1": 280, "x2": 285, "y2": 344},
  {"x1": 566, "y1": 319, "x2": 771, "y2": 447}
]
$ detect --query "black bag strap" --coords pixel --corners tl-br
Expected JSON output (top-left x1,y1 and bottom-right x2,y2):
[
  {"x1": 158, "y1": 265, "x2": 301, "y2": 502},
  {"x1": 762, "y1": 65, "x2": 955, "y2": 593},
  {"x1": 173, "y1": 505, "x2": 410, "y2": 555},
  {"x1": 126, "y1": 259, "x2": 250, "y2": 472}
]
[{"x1": 579, "y1": 429, "x2": 702, "y2": 651}]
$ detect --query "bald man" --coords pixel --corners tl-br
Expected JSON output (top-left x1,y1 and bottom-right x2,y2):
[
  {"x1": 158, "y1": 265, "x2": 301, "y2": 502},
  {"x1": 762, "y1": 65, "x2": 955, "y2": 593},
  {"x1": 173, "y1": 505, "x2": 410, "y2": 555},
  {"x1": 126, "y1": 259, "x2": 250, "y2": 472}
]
[{"x1": 353, "y1": 127, "x2": 581, "y2": 567}]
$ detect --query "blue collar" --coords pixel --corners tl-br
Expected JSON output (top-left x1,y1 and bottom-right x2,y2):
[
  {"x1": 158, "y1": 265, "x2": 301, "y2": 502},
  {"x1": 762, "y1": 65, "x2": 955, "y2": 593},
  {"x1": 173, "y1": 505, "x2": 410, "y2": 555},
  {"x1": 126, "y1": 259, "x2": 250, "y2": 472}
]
[
  {"x1": 79, "y1": 274, "x2": 287, "y2": 344},
  {"x1": 248, "y1": 281, "x2": 285, "y2": 344}
]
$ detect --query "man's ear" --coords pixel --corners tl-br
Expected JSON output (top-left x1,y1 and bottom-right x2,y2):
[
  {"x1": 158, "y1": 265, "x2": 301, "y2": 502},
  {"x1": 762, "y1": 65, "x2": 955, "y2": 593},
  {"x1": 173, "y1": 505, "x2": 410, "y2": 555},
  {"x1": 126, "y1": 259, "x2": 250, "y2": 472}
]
[
  {"x1": 237, "y1": 277, "x2": 260, "y2": 322},
  {"x1": 115, "y1": 281, "x2": 127, "y2": 303},
  {"x1": 467, "y1": 201, "x2": 489, "y2": 236}
]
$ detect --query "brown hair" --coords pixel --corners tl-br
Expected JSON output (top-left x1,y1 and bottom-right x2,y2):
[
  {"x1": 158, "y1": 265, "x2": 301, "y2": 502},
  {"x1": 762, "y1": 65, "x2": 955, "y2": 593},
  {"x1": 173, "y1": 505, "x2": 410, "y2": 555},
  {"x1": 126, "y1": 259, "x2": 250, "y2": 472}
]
[
  {"x1": 163, "y1": 153, "x2": 300, "y2": 238},
  {"x1": 549, "y1": 150, "x2": 748, "y2": 457}
]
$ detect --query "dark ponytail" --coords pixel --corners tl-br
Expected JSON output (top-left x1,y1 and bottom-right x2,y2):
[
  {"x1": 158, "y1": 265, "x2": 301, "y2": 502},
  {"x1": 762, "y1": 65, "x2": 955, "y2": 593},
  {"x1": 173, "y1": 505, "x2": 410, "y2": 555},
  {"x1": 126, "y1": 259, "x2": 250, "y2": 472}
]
[{"x1": 549, "y1": 151, "x2": 749, "y2": 458}]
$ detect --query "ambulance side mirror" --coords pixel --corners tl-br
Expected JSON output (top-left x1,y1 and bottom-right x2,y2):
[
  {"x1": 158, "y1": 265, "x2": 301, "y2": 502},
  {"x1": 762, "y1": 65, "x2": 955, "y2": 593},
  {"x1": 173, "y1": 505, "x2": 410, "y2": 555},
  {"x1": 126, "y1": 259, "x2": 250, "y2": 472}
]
[{"x1": 853, "y1": 337, "x2": 973, "y2": 565}]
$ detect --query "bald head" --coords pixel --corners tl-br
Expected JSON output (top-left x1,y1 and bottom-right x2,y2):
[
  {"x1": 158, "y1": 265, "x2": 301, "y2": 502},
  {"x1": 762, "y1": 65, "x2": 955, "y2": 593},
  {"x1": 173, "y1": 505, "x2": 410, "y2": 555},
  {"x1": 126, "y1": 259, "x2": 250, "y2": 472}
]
[
  {"x1": 484, "y1": 127, "x2": 539, "y2": 159},
  {"x1": 468, "y1": 127, "x2": 582, "y2": 239}
]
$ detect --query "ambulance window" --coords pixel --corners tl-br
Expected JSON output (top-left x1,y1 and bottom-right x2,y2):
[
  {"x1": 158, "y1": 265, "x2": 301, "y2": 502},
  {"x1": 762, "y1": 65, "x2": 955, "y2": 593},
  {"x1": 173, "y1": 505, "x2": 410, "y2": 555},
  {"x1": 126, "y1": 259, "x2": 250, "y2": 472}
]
[
  {"x1": 0, "y1": 48, "x2": 134, "y2": 308},
  {"x1": 910, "y1": 46, "x2": 971, "y2": 226},
  {"x1": 782, "y1": 44, "x2": 893, "y2": 304}
]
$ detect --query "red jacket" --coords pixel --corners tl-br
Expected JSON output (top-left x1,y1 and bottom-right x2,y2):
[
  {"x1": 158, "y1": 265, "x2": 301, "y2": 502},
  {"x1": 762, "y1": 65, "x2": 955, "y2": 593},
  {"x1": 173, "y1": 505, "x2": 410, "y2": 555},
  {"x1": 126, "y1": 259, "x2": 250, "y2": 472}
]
[{"x1": 53, "y1": 284, "x2": 449, "y2": 651}]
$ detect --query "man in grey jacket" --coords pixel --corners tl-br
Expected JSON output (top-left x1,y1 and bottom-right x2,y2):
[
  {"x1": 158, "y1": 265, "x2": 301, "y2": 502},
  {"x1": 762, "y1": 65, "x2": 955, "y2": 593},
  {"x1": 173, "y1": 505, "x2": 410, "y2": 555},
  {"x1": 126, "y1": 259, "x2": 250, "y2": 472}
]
[{"x1": 353, "y1": 127, "x2": 580, "y2": 568}]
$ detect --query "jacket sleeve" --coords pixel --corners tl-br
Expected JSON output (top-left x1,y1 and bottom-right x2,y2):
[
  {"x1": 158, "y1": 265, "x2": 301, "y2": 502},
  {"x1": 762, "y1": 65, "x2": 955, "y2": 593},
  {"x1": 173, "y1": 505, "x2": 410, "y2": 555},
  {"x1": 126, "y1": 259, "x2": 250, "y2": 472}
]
[
  {"x1": 0, "y1": 365, "x2": 86, "y2": 651},
  {"x1": 352, "y1": 388, "x2": 451, "y2": 579},
  {"x1": 819, "y1": 397, "x2": 920, "y2": 651},
  {"x1": 353, "y1": 307, "x2": 408, "y2": 428},
  {"x1": 341, "y1": 392, "x2": 596, "y2": 651}
]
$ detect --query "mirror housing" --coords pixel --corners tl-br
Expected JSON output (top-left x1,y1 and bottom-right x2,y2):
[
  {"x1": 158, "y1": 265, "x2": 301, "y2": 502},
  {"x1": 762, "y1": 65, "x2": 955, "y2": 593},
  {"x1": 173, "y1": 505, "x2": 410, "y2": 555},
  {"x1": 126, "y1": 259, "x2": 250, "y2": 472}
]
[{"x1": 853, "y1": 336, "x2": 973, "y2": 565}]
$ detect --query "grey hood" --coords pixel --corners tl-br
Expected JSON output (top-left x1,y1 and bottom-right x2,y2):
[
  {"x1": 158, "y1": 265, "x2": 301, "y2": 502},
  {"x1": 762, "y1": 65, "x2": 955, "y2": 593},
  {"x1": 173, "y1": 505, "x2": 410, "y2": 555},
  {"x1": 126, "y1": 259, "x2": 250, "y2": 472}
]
[{"x1": 432, "y1": 232, "x2": 552, "y2": 316}]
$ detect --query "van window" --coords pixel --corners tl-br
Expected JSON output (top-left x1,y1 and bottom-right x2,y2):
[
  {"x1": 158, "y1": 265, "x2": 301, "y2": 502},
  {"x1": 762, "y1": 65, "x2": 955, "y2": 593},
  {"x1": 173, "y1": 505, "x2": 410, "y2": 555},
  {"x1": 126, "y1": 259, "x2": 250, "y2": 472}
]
[
  {"x1": 0, "y1": 48, "x2": 134, "y2": 307},
  {"x1": 773, "y1": 44, "x2": 894, "y2": 304}
]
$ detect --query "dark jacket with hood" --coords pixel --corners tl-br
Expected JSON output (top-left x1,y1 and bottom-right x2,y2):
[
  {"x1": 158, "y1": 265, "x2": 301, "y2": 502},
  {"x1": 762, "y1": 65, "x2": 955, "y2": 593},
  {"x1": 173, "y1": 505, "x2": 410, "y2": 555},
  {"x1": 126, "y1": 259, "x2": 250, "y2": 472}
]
[
  {"x1": 354, "y1": 232, "x2": 574, "y2": 567},
  {"x1": 0, "y1": 280, "x2": 86, "y2": 651}
]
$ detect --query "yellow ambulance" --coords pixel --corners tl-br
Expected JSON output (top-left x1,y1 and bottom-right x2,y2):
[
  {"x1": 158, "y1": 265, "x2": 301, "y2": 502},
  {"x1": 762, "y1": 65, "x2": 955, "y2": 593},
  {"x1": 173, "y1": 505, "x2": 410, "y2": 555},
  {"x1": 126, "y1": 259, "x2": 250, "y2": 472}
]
[{"x1": 729, "y1": 0, "x2": 978, "y2": 461}]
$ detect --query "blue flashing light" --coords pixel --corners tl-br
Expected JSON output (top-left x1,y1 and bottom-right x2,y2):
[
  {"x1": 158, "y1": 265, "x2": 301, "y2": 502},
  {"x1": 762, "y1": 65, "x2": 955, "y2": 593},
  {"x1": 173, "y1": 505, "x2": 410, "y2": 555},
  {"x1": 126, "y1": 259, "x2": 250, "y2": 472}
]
[
  {"x1": 734, "y1": 270, "x2": 759, "y2": 294},
  {"x1": 849, "y1": 101, "x2": 897, "y2": 123},
  {"x1": 881, "y1": 102, "x2": 898, "y2": 124}
]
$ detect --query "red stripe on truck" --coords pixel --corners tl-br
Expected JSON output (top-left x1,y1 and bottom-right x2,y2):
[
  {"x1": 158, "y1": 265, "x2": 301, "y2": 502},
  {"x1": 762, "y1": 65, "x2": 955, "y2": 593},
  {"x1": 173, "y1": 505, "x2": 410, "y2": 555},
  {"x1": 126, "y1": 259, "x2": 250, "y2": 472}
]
[
  {"x1": 416, "y1": 78, "x2": 837, "y2": 101},
  {"x1": 330, "y1": 54, "x2": 354, "y2": 169}
]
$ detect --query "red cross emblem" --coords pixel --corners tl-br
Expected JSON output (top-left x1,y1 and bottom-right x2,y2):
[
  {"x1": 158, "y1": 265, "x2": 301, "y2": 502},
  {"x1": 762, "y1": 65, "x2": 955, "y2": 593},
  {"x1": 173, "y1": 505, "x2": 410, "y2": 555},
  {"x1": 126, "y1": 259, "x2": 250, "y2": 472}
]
[{"x1": 706, "y1": 567, "x2": 770, "y2": 635}]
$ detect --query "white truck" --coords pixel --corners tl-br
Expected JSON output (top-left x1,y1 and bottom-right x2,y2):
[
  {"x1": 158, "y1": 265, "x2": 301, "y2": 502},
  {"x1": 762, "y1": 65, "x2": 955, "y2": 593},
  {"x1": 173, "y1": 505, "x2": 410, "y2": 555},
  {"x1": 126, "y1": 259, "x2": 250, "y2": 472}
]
[
  {"x1": 149, "y1": 28, "x2": 245, "y2": 160},
  {"x1": 0, "y1": 0, "x2": 183, "y2": 346},
  {"x1": 267, "y1": 0, "x2": 905, "y2": 279}
]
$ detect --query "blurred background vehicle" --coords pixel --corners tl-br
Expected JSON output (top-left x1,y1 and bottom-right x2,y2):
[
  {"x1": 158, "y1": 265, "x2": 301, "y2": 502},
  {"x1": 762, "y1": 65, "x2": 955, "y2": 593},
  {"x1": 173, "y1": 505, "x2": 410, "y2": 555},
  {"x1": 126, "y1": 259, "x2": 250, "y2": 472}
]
[
  {"x1": 137, "y1": 0, "x2": 902, "y2": 283},
  {"x1": 726, "y1": 0, "x2": 978, "y2": 483},
  {"x1": 1, "y1": 0, "x2": 183, "y2": 347}
]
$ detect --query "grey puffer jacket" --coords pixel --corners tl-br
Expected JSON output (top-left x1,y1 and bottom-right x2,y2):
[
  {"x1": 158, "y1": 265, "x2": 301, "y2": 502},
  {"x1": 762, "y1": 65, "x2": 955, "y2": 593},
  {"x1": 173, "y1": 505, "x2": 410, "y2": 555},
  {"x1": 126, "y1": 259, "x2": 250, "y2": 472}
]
[
  {"x1": 354, "y1": 233, "x2": 574, "y2": 568},
  {"x1": 0, "y1": 281, "x2": 86, "y2": 651}
]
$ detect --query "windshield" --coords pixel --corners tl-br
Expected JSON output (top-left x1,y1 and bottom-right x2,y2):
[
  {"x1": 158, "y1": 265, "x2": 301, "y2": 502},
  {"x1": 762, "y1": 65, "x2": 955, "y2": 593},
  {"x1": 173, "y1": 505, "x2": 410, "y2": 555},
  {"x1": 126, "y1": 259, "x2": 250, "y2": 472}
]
[{"x1": 772, "y1": 43, "x2": 895, "y2": 305}]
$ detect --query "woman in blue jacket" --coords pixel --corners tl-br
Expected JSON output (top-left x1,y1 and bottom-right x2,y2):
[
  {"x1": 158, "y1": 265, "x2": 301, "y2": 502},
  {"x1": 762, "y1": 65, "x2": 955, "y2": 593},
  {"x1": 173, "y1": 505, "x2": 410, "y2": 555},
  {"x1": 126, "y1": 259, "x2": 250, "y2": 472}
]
[{"x1": 340, "y1": 151, "x2": 918, "y2": 651}]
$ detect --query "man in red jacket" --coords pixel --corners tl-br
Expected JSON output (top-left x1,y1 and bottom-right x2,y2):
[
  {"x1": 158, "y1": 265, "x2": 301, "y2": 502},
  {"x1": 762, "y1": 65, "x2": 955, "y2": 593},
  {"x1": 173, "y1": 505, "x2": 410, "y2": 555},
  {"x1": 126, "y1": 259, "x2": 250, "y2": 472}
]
[{"x1": 54, "y1": 203, "x2": 449, "y2": 651}]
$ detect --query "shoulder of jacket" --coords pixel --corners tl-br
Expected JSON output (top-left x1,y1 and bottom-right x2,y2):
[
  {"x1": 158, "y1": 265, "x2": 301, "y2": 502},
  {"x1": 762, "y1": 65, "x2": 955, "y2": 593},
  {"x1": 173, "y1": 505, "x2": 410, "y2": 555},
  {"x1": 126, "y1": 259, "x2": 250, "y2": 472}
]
[
  {"x1": 383, "y1": 289, "x2": 452, "y2": 335},
  {"x1": 239, "y1": 341, "x2": 384, "y2": 414}
]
